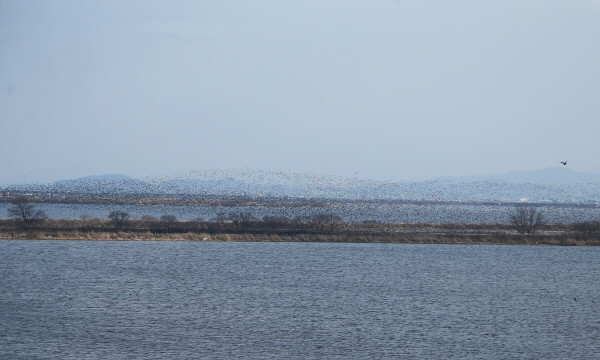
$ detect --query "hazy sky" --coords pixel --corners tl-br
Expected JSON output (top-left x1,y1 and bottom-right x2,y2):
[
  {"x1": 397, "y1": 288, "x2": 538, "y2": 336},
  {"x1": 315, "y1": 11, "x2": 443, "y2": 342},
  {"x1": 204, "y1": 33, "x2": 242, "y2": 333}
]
[{"x1": 1, "y1": 0, "x2": 599, "y2": 185}]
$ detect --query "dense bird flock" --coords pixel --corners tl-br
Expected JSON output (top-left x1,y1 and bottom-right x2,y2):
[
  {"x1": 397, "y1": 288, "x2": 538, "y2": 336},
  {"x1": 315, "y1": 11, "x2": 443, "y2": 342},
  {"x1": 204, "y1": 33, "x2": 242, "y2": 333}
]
[{"x1": 1, "y1": 168, "x2": 600, "y2": 225}]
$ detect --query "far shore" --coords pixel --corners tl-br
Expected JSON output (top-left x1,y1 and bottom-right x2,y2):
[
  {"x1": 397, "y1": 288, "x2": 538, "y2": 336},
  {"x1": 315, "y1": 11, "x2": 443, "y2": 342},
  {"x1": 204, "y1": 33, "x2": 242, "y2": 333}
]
[
  {"x1": 2, "y1": 229, "x2": 598, "y2": 246},
  {"x1": 1, "y1": 216, "x2": 599, "y2": 246}
]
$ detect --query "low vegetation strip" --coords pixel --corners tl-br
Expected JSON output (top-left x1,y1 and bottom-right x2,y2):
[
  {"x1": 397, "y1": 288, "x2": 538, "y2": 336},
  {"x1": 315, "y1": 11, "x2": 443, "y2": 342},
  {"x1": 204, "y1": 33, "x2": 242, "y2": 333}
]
[
  {"x1": 1, "y1": 197, "x2": 599, "y2": 245},
  {"x1": 0, "y1": 219, "x2": 598, "y2": 246}
]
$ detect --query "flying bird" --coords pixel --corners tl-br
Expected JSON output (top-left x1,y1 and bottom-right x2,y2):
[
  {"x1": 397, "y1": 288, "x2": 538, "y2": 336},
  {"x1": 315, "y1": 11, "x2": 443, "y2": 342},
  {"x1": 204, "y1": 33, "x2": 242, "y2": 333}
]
[{"x1": 560, "y1": 161, "x2": 567, "y2": 166}]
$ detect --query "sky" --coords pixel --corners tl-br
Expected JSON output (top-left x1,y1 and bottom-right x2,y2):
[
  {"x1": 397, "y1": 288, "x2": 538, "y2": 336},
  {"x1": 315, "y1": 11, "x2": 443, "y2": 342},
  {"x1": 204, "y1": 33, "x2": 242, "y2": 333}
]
[{"x1": 1, "y1": 0, "x2": 600, "y2": 185}]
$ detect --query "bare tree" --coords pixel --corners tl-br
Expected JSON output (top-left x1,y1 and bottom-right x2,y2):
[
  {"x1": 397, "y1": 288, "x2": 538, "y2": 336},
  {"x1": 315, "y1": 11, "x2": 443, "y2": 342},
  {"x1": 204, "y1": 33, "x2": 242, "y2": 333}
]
[
  {"x1": 108, "y1": 210, "x2": 130, "y2": 228},
  {"x1": 510, "y1": 206, "x2": 546, "y2": 235},
  {"x1": 310, "y1": 213, "x2": 343, "y2": 232},
  {"x1": 228, "y1": 211, "x2": 257, "y2": 231},
  {"x1": 160, "y1": 214, "x2": 177, "y2": 223},
  {"x1": 214, "y1": 212, "x2": 229, "y2": 222},
  {"x1": 141, "y1": 215, "x2": 158, "y2": 222},
  {"x1": 571, "y1": 221, "x2": 600, "y2": 236},
  {"x1": 160, "y1": 214, "x2": 177, "y2": 231},
  {"x1": 8, "y1": 196, "x2": 48, "y2": 223},
  {"x1": 262, "y1": 215, "x2": 292, "y2": 226},
  {"x1": 80, "y1": 213, "x2": 94, "y2": 221}
]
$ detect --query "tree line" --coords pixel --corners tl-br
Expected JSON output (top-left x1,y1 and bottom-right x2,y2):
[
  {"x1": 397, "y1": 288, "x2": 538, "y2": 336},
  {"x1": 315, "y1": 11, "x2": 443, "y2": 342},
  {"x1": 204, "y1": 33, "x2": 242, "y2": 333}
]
[{"x1": 4, "y1": 196, "x2": 600, "y2": 236}]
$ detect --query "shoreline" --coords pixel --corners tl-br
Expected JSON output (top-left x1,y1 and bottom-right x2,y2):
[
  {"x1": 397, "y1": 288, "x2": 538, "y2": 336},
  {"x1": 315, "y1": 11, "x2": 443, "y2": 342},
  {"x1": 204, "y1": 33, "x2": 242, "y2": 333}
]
[
  {"x1": 1, "y1": 216, "x2": 598, "y2": 246},
  {"x1": 2, "y1": 230, "x2": 598, "y2": 246}
]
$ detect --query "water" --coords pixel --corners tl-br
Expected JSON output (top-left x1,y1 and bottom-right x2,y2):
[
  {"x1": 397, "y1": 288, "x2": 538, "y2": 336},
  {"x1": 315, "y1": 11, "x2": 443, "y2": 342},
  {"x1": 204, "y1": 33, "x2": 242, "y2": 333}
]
[
  {"x1": 1, "y1": 202, "x2": 599, "y2": 223},
  {"x1": 1, "y1": 240, "x2": 599, "y2": 359}
]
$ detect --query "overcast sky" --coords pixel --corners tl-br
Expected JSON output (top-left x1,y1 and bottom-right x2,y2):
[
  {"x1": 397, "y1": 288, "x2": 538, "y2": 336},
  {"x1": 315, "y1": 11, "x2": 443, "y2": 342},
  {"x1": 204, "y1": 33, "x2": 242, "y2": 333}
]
[{"x1": 1, "y1": 0, "x2": 599, "y2": 185}]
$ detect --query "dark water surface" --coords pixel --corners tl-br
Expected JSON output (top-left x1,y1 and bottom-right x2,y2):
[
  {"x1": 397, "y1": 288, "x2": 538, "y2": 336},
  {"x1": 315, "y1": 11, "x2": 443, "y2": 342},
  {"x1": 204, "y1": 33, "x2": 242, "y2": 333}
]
[{"x1": 1, "y1": 240, "x2": 599, "y2": 359}]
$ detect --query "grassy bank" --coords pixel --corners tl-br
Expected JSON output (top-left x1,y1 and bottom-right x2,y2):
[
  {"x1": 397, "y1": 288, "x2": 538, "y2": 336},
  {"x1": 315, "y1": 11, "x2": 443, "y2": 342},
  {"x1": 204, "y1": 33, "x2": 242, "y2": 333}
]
[{"x1": 1, "y1": 219, "x2": 598, "y2": 245}]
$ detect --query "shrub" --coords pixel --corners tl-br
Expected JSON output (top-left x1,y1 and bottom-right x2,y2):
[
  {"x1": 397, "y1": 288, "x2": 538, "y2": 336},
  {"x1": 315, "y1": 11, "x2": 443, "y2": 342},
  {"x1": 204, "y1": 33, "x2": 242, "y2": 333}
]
[
  {"x1": 571, "y1": 221, "x2": 600, "y2": 236},
  {"x1": 108, "y1": 210, "x2": 130, "y2": 228}
]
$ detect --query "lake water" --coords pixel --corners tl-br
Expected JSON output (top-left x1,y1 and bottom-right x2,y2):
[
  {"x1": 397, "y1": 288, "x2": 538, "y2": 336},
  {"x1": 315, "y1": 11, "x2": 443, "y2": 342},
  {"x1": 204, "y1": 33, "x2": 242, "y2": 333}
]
[
  {"x1": 1, "y1": 240, "x2": 599, "y2": 359},
  {"x1": 1, "y1": 202, "x2": 599, "y2": 223}
]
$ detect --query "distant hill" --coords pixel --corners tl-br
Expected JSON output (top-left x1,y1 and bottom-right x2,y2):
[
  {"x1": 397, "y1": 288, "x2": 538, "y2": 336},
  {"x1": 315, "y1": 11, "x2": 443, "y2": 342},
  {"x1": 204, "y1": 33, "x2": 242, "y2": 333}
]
[
  {"x1": 73, "y1": 174, "x2": 135, "y2": 181},
  {"x1": 3, "y1": 174, "x2": 152, "y2": 196},
  {"x1": 3, "y1": 168, "x2": 600, "y2": 203},
  {"x1": 48, "y1": 174, "x2": 151, "y2": 195},
  {"x1": 439, "y1": 167, "x2": 600, "y2": 185}
]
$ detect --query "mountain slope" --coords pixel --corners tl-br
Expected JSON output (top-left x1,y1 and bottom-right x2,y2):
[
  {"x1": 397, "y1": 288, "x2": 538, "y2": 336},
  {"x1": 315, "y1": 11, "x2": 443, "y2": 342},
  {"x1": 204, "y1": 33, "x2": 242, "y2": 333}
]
[
  {"x1": 440, "y1": 167, "x2": 600, "y2": 185},
  {"x1": 3, "y1": 168, "x2": 600, "y2": 203}
]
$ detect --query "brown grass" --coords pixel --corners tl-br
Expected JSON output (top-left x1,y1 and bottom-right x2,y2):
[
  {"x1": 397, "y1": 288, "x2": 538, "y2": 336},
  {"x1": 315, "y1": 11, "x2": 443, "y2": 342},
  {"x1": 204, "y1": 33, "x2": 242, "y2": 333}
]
[
  {"x1": 1, "y1": 229, "x2": 599, "y2": 246},
  {"x1": 1, "y1": 219, "x2": 599, "y2": 245}
]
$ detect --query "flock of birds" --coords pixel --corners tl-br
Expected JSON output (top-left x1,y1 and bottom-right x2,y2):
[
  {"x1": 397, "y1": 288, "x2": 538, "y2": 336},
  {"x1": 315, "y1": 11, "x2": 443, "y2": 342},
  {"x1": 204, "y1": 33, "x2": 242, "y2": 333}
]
[
  {"x1": 0, "y1": 162, "x2": 582, "y2": 204},
  {"x1": 2, "y1": 163, "x2": 600, "y2": 224}
]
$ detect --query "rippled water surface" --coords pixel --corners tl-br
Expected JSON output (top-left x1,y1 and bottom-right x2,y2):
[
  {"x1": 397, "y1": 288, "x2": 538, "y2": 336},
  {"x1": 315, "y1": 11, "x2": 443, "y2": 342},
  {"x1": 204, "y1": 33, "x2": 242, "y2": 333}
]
[{"x1": 1, "y1": 240, "x2": 599, "y2": 359}]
